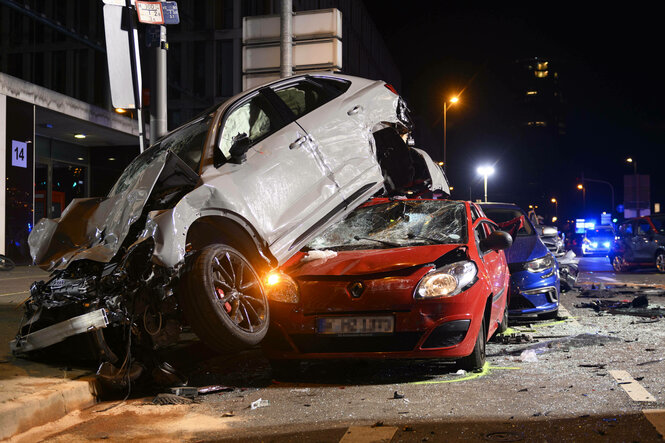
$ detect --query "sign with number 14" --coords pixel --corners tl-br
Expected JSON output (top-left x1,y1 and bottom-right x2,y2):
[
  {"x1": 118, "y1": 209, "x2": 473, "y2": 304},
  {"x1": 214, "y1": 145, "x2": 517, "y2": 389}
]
[{"x1": 11, "y1": 140, "x2": 27, "y2": 168}]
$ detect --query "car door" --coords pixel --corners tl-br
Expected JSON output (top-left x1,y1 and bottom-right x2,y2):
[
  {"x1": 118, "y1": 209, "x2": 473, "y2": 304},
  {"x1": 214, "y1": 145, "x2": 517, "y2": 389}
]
[
  {"x1": 213, "y1": 89, "x2": 342, "y2": 248},
  {"x1": 269, "y1": 77, "x2": 384, "y2": 200},
  {"x1": 631, "y1": 219, "x2": 654, "y2": 262},
  {"x1": 473, "y1": 218, "x2": 508, "y2": 323}
]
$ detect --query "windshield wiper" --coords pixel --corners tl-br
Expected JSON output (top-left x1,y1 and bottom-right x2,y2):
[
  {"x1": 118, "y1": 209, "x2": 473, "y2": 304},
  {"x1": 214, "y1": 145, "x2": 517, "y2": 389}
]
[
  {"x1": 407, "y1": 233, "x2": 445, "y2": 244},
  {"x1": 353, "y1": 236, "x2": 401, "y2": 248}
]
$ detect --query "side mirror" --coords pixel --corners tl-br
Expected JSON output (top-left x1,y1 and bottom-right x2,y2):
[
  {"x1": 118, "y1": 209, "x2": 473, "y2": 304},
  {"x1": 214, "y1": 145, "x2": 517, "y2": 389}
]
[
  {"x1": 229, "y1": 133, "x2": 251, "y2": 164},
  {"x1": 480, "y1": 230, "x2": 513, "y2": 253},
  {"x1": 541, "y1": 226, "x2": 558, "y2": 237}
]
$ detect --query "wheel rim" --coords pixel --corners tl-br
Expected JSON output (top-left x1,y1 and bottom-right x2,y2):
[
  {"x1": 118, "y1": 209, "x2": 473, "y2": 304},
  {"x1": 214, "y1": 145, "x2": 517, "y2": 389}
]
[
  {"x1": 210, "y1": 249, "x2": 267, "y2": 333},
  {"x1": 612, "y1": 256, "x2": 624, "y2": 272},
  {"x1": 656, "y1": 254, "x2": 665, "y2": 273}
]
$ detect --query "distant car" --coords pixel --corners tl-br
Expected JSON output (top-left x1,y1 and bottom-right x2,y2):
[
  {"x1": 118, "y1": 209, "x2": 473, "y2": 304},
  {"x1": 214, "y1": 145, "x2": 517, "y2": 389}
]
[
  {"x1": 263, "y1": 198, "x2": 512, "y2": 373},
  {"x1": 479, "y1": 202, "x2": 560, "y2": 319},
  {"x1": 581, "y1": 226, "x2": 614, "y2": 256},
  {"x1": 15, "y1": 73, "x2": 449, "y2": 375},
  {"x1": 610, "y1": 215, "x2": 665, "y2": 273}
]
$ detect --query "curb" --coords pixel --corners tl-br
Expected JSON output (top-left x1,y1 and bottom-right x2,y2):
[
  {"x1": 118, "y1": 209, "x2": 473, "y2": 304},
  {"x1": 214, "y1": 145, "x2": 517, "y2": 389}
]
[{"x1": 0, "y1": 376, "x2": 100, "y2": 440}]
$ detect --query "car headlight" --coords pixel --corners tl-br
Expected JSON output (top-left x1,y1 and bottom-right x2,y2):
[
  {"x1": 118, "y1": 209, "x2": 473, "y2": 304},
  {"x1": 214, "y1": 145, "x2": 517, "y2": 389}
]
[
  {"x1": 264, "y1": 271, "x2": 299, "y2": 303},
  {"x1": 603, "y1": 242, "x2": 611, "y2": 248},
  {"x1": 415, "y1": 260, "x2": 477, "y2": 299},
  {"x1": 525, "y1": 254, "x2": 556, "y2": 273},
  {"x1": 591, "y1": 242, "x2": 599, "y2": 248}
]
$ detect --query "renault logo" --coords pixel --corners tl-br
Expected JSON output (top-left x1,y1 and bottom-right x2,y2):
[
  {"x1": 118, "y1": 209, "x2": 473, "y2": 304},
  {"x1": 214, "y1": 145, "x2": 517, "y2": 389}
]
[{"x1": 347, "y1": 281, "x2": 365, "y2": 298}]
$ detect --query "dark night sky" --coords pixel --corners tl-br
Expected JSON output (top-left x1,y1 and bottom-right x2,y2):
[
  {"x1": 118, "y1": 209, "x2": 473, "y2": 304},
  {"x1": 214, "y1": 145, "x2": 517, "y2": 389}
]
[{"x1": 363, "y1": 2, "x2": 665, "y2": 223}]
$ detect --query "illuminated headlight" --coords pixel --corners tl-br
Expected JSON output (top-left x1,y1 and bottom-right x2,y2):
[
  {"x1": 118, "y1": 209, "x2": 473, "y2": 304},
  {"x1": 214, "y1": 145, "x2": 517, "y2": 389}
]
[
  {"x1": 264, "y1": 271, "x2": 299, "y2": 303},
  {"x1": 525, "y1": 254, "x2": 556, "y2": 273},
  {"x1": 603, "y1": 242, "x2": 611, "y2": 248},
  {"x1": 415, "y1": 261, "x2": 477, "y2": 299},
  {"x1": 591, "y1": 242, "x2": 599, "y2": 248}
]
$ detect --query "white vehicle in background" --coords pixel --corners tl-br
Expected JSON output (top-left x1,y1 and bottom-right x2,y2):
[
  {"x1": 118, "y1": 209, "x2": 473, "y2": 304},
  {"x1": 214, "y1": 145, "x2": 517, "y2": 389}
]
[{"x1": 15, "y1": 73, "x2": 448, "y2": 383}]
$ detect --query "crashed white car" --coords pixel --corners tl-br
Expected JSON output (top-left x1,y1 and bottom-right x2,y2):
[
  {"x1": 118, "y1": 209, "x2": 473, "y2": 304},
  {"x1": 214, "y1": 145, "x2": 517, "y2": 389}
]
[{"x1": 14, "y1": 73, "x2": 448, "y2": 376}]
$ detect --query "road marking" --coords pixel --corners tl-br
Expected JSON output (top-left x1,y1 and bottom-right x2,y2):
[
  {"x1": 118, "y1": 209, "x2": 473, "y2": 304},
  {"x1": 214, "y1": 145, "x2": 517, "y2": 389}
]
[
  {"x1": 340, "y1": 425, "x2": 397, "y2": 442},
  {"x1": 643, "y1": 409, "x2": 665, "y2": 437},
  {"x1": 410, "y1": 363, "x2": 520, "y2": 385},
  {"x1": 557, "y1": 305, "x2": 580, "y2": 326},
  {"x1": 0, "y1": 290, "x2": 29, "y2": 297},
  {"x1": 610, "y1": 370, "x2": 656, "y2": 402}
]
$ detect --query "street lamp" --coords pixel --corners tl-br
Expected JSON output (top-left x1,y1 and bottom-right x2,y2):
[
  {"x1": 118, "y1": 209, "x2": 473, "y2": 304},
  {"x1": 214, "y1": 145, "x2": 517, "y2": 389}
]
[
  {"x1": 626, "y1": 157, "x2": 638, "y2": 217},
  {"x1": 477, "y1": 165, "x2": 494, "y2": 202},
  {"x1": 443, "y1": 96, "x2": 459, "y2": 172}
]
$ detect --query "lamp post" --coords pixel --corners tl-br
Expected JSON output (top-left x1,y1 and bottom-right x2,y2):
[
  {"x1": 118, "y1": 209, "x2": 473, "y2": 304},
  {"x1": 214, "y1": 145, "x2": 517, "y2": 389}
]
[
  {"x1": 443, "y1": 96, "x2": 459, "y2": 172},
  {"x1": 551, "y1": 198, "x2": 558, "y2": 219},
  {"x1": 581, "y1": 177, "x2": 615, "y2": 216},
  {"x1": 477, "y1": 165, "x2": 494, "y2": 202},
  {"x1": 577, "y1": 183, "x2": 585, "y2": 212},
  {"x1": 627, "y1": 157, "x2": 638, "y2": 217}
]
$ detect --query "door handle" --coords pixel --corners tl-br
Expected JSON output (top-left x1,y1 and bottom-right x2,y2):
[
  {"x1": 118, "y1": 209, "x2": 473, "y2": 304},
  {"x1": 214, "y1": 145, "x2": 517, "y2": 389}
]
[
  {"x1": 347, "y1": 105, "x2": 363, "y2": 116},
  {"x1": 290, "y1": 135, "x2": 307, "y2": 150}
]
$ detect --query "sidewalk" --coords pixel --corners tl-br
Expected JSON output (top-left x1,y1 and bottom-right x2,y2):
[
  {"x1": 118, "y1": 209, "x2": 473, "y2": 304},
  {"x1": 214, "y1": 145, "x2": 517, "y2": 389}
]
[{"x1": 0, "y1": 266, "x2": 98, "y2": 440}]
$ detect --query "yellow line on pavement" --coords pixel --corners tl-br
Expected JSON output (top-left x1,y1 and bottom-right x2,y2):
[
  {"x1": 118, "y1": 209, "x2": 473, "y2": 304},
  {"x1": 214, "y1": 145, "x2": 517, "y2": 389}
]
[
  {"x1": 0, "y1": 291, "x2": 29, "y2": 297},
  {"x1": 410, "y1": 362, "x2": 520, "y2": 385}
]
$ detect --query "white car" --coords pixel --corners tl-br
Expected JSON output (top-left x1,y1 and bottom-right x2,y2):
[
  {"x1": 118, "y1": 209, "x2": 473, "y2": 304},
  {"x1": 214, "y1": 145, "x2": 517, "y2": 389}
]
[{"x1": 18, "y1": 73, "x2": 448, "y2": 370}]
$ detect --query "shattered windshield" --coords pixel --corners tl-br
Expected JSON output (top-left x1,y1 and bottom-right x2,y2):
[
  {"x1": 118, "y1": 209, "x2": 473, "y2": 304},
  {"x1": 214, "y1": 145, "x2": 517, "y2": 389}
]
[
  {"x1": 307, "y1": 200, "x2": 467, "y2": 251},
  {"x1": 108, "y1": 110, "x2": 216, "y2": 197}
]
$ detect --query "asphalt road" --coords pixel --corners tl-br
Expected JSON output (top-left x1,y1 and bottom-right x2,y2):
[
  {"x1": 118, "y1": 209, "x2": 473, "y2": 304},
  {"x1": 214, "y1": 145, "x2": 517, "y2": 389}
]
[{"x1": 3, "y1": 258, "x2": 665, "y2": 442}]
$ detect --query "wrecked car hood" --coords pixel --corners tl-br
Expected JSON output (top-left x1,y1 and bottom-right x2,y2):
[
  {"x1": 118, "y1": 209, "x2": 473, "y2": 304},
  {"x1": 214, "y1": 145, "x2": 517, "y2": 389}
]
[
  {"x1": 28, "y1": 151, "x2": 197, "y2": 271},
  {"x1": 283, "y1": 244, "x2": 461, "y2": 278}
]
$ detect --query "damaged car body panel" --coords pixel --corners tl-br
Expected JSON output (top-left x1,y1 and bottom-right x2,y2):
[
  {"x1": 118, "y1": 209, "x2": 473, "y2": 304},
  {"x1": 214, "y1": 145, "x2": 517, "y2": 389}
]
[{"x1": 14, "y1": 72, "x2": 448, "y2": 375}]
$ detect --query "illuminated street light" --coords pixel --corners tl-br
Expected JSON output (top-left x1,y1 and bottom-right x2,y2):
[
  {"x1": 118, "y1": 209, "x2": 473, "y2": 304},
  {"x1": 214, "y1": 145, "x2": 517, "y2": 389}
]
[
  {"x1": 443, "y1": 95, "x2": 460, "y2": 172},
  {"x1": 476, "y1": 165, "x2": 494, "y2": 202}
]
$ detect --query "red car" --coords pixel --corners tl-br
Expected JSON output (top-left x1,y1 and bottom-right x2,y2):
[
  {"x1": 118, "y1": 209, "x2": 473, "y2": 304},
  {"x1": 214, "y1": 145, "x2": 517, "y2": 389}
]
[{"x1": 261, "y1": 198, "x2": 512, "y2": 372}]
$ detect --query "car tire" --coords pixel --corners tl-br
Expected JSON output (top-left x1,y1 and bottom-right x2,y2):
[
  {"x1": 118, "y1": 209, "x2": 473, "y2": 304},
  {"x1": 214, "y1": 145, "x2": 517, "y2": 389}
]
[
  {"x1": 612, "y1": 255, "x2": 627, "y2": 273},
  {"x1": 656, "y1": 251, "x2": 665, "y2": 274},
  {"x1": 457, "y1": 317, "x2": 486, "y2": 371},
  {"x1": 497, "y1": 299, "x2": 509, "y2": 334},
  {"x1": 179, "y1": 244, "x2": 269, "y2": 353}
]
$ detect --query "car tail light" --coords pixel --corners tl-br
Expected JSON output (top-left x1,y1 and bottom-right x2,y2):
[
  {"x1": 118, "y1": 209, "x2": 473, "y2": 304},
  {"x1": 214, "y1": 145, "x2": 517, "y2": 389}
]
[{"x1": 384, "y1": 83, "x2": 399, "y2": 95}]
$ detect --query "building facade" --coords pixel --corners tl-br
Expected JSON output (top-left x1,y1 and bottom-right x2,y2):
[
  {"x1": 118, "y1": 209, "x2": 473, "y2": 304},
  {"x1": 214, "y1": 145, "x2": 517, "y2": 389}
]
[{"x1": 0, "y1": 0, "x2": 401, "y2": 263}]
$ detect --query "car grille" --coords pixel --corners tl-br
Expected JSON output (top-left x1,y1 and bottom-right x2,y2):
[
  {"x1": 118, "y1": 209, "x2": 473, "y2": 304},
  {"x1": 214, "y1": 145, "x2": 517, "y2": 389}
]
[
  {"x1": 509, "y1": 293, "x2": 536, "y2": 310},
  {"x1": 290, "y1": 332, "x2": 422, "y2": 354}
]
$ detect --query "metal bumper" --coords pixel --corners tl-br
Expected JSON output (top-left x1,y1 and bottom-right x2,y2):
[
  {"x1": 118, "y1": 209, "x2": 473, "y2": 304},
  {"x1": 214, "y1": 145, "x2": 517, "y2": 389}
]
[{"x1": 10, "y1": 309, "x2": 109, "y2": 354}]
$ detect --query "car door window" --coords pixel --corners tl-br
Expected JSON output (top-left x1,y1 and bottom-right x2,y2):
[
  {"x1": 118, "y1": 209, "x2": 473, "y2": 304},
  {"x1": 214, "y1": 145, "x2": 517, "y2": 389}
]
[
  {"x1": 651, "y1": 217, "x2": 664, "y2": 234},
  {"x1": 219, "y1": 93, "x2": 281, "y2": 159},
  {"x1": 273, "y1": 81, "x2": 331, "y2": 119},
  {"x1": 637, "y1": 221, "x2": 651, "y2": 236}
]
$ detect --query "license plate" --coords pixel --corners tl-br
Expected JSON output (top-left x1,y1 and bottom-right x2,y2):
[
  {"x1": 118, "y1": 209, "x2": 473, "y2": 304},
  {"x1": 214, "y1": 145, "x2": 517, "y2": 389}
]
[{"x1": 316, "y1": 316, "x2": 394, "y2": 335}]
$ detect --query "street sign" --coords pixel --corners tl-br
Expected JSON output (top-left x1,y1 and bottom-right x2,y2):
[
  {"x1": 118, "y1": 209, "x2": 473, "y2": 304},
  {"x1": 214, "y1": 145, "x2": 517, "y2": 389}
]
[
  {"x1": 136, "y1": 1, "x2": 164, "y2": 24},
  {"x1": 161, "y1": 1, "x2": 180, "y2": 24}
]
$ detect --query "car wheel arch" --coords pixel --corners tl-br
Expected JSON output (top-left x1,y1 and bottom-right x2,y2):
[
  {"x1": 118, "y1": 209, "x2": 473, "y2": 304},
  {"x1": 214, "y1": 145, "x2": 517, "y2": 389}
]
[{"x1": 186, "y1": 215, "x2": 276, "y2": 275}]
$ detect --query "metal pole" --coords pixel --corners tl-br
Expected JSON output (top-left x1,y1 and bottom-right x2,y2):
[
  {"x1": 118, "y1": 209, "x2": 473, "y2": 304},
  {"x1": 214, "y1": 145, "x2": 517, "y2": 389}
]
[
  {"x1": 483, "y1": 175, "x2": 488, "y2": 202},
  {"x1": 280, "y1": 0, "x2": 292, "y2": 78},
  {"x1": 150, "y1": 25, "x2": 168, "y2": 142},
  {"x1": 443, "y1": 102, "x2": 447, "y2": 172},
  {"x1": 634, "y1": 161, "x2": 639, "y2": 217}
]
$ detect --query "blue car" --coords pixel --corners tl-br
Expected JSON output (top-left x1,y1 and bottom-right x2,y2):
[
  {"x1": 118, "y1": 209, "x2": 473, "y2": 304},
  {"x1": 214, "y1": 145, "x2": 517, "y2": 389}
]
[{"x1": 480, "y1": 202, "x2": 560, "y2": 319}]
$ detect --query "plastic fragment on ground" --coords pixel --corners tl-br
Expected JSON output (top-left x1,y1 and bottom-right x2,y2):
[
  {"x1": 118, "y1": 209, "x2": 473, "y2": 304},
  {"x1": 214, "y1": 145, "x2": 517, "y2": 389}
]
[
  {"x1": 519, "y1": 349, "x2": 538, "y2": 362},
  {"x1": 250, "y1": 398, "x2": 270, "y2": 409}
]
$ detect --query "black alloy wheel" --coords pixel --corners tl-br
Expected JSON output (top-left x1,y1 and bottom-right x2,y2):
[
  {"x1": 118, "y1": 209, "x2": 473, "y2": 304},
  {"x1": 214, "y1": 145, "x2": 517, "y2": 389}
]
[
  {"x1": 656, "y1": 251, "x2": 665, "y2": 274},
  {"x1": 612, "y1": 255, "x2": 627, "y2": 273},
  {"x1": 180, "y1": 244, "x2": 269, "y2": 353}
]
